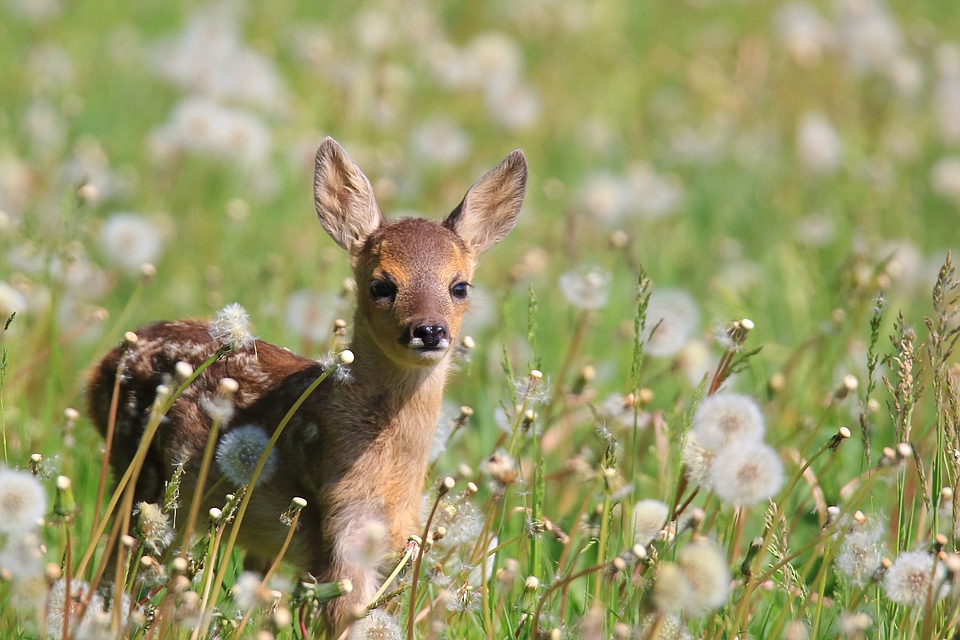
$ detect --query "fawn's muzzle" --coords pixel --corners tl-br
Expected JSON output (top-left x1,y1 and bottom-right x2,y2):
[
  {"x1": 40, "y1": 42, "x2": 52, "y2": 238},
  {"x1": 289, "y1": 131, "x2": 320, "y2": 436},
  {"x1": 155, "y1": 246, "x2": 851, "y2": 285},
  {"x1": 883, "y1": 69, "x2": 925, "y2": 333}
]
[{"x1": 410, "y1": 323, "x2": 449, "y2": 349}]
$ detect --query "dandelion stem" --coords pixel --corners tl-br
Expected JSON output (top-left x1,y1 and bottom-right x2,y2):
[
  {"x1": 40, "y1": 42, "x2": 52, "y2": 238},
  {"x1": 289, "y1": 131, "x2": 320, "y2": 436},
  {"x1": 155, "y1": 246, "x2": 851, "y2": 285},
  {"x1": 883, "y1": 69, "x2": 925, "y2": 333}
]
[
  {"x1": 408, "y1": 487, "x2": 444, "y2": 640},
  {"x1": 179, "y1": 415, "x2": 224, "y2": 559},
  {"x1": 90, "y1": 359, "x2": 124, "y2": 576},
  {"x1": 233, "y1": 510, "x2": 302, "y2": 639},
  {"x1": 204, "y1": 363, "x2": 335, "y2": 630}
]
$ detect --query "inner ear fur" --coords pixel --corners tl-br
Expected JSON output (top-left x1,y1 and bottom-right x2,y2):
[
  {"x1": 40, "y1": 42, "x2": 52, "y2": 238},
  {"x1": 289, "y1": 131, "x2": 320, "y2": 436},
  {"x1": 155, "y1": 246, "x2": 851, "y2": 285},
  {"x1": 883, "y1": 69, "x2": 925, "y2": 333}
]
[
  {"x1": 444, "y1": 149, "x2": 527, "y2": 255},
  {"x1": 314, "y1": 137, "x2": 385, "y2": 254}
]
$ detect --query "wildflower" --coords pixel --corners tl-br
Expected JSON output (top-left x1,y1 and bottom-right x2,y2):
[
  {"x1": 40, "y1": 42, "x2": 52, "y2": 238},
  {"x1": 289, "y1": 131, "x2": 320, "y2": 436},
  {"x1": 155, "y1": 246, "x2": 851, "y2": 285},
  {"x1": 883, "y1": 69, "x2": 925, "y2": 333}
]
[
  {"x1": 624, "y1": 162, "x2": 684, "y2": 220},
  {"x1": 0, "y1": 467, "x2": 47, "y2": 532},
  {"x1": 643, "y1": 289, "x2": 700, "y2": 358},
  {"x1": 930, "y1": 157, "x2": 960, "y2": 206},
  {"x1": 149, "y1": 97, "x2": 273, "y2": 169},
  {"x1": 0, "y1": 282, "x2": 28, "y2": 317},
  {"x1": 232, "y1": 571, "x2": 268, "y2": 610},
  {"x1": 676, "y1": 540, "x2": 730, "y2": 616},
  {"x1": 637, "y1": 614, "x2": 691, "y2": 640},
  {"x1": 559, "y1": 265, "x2": 612, "y2": 310},
  {"x1": 884, "y1": 550, "x2": 946, "y2": 607},
  {"x1": 634, "y1": 499, "x2": 669, "y2": 545},
  {"x1": 216, "y1": 424, "x2": 278, "y2": 487},
  {"x1": 796, "y1": 112, "x2": 842, "y2": 175},
  {"x1": 410, "y1": 119, "x2": 471, "y2": 165},
  {"x1": 210, "y1": 303, "x2": 255, "y2": 351},
  {"x1": 137, "y1": 502, "x2": 175, "y2": 553},
  {"x1": 150, "y1": 3, "x2": 289, "y2": 113},
  {"x1": 654, "y1": 562, "x2": 691, "y2": 614},
  {"x1": 480, "y1": 449, "x2": 518, "y2": 486},
  {"x1": 681, "y1": 433, "x2": 716, "y2": 487},
  {"x1": 836, "y1": 518, "x2": 885, "y2": 586},
  {"x1": 285, "y1": 289, "x2": 336, "y2": 344},
  {"x1": 580, "y1": 172, "x2": 629, "y2": 222},
  {"x1": 691, "y1": 393, "x2": 765, "y2": 450},
  {"x1": 774, "y1": 2, "x2": 833, "y2": 67},
  {"x1": 99, "y1": 213, "x2": 163, "y2": 272},
  {"x1": 710, "y1": 441, "x2": 784, "y2": 506},
  {"x1": 44, "y1": 578, "x2": 132, "y2": 639},
  {"x1": 0, "y1": 531, "x2": 44, "y2": 580},
  {"x1": 794, "y1": 212, "x2": 835, "y2": 247}
]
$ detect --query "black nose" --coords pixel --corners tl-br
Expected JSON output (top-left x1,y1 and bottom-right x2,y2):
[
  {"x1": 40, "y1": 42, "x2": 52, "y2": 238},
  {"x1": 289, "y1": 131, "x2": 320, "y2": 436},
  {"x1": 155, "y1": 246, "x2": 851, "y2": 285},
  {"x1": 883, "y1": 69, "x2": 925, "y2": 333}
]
[{"x1": 412, "y1": 324, "x2": 448, "y2": 348}]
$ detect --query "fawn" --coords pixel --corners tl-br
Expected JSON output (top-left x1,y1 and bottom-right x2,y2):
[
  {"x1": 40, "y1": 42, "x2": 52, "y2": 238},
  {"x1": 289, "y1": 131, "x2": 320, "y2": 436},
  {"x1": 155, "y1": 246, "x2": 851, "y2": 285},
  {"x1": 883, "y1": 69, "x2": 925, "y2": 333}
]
[{"x1": 87, "y1": 137, "x2": 527, "y2": 632}]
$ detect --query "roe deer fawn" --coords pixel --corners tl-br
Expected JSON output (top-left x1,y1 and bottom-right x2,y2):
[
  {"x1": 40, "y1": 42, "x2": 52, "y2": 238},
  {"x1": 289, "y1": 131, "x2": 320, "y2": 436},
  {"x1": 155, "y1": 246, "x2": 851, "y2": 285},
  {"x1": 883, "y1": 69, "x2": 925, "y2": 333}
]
[{"x1": 87, "y1": 137, "x2": 527, "y2": 633}]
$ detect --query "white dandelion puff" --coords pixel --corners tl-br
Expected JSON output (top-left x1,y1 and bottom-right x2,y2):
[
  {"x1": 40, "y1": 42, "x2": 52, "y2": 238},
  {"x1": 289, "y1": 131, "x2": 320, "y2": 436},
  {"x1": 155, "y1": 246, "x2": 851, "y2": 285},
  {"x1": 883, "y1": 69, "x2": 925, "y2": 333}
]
[
  {"x1": 216, "y1": 425, "x2": 278, "y2": 487},
  {"x1": 232, "y1": 571, "x2": 266, "y2": 611},
  {"x1": 348, "y1": 608, "x2": 402, "y2": 640},
  {"x1": 797, "y1": 112, "x2": 842, "y2": 175},
  {"x1": 410, "y1": 119, "x2": 471, "y2": 165},
  {"x1": 836, "y1": 518, "x2": 885, "y2": 586},
  {"x1": 884, "y1": 550, "x2": 946, "y2": 607},
  {"x1": 677, "y1": 540, "x2": 730, "y2": 616},
  {"x1": 654, "y1": 562, "x2": 692, "y2": 615},
  {"x1": 0, "y1": 467, "x2": 47, "y2": 533},
  {"x1": 682, "y1": 433, "x2": 716, "y2": 487},
  {"x1": 44, "y1": 578, "x2": 132, "y2": 639},
  {"x1": 710, "y1": 441, "x2": 784, "y2": 507},
  {"x1": 691, "y1": 393, "x2": 765, "y2": 450},
  {"x1": 644, "y1": 289, "x2": 700, "y2": 358},
  {"x1": 634, "y1": 499, "x2": 669, "y2": 545},
  {"x1": 0, "y1": 531, "x2": 44, "y2": 580},
  {"x1": 210, "y1": 303, "x2": 255, "y2": 351},
  {"x1": 136, "y1": 502, "x2": 175, "y2": 554},
  {"x1": 99, "y1": 213, "x2": 163, "y2": 272},
  {"x1": 559, "y1": 265, "x2": 612, "y2": 310}
]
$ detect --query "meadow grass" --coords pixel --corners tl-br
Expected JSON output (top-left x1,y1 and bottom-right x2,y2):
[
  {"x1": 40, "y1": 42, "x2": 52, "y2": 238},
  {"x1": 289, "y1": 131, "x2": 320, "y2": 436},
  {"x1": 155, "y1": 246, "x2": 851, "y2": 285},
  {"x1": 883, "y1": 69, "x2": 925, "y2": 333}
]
[{"x1": 2, "y1": 0, "x2": 960, "y2": 638}]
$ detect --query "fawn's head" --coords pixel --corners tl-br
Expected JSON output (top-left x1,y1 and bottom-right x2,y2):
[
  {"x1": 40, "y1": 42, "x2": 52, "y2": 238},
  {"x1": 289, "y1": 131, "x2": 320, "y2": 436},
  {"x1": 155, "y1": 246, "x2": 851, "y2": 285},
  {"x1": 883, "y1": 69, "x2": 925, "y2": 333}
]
[{"x1": 313, "y1": 137, "x2": 527, "y2": 368}]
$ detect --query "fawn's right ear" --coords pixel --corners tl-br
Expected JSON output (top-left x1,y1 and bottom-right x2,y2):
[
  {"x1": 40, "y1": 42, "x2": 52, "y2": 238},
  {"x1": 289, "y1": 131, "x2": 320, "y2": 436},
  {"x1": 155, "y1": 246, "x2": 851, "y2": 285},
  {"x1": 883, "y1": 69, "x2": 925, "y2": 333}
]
[{"x1": 314, "y1": 137, "x2": 385, "y2": 255}]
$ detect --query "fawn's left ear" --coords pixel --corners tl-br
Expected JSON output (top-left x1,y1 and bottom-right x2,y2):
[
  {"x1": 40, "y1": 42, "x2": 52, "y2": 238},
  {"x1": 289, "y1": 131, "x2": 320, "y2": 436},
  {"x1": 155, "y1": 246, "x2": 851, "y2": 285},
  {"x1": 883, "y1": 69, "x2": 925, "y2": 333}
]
[{"x1": 444, "y1": 150, "x2": 527, "y2": 255}]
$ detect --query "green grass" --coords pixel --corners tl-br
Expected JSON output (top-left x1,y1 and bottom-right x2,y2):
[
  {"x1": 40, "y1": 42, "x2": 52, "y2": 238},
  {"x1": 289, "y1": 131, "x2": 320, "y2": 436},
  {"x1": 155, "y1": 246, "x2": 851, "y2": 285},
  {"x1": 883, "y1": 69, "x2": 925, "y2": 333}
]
[{"x1": 2, "y1": 0, "x2": 960, "y2": 638}]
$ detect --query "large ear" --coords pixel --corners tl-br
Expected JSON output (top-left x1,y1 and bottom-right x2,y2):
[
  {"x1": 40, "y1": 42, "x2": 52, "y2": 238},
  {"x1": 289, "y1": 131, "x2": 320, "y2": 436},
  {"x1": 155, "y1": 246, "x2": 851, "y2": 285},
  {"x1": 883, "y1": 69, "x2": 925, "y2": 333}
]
[
  {"x1": 314, "y1": 137, "x2": 385, "y2": 254},
  {"x1": 444, "y1": 150, "x2": 527, "y2": 255}
]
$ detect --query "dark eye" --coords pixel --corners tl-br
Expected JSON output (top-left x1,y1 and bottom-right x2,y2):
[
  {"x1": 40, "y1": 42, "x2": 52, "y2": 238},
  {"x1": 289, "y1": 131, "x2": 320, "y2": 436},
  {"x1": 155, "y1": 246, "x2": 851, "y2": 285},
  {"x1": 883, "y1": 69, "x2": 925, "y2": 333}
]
[
  {"x1": 370, "y1": 280, "x2": 397, "y2": 299},
  {"x1": 451, "y1": 282, "x2": 469, "y2": 300}
]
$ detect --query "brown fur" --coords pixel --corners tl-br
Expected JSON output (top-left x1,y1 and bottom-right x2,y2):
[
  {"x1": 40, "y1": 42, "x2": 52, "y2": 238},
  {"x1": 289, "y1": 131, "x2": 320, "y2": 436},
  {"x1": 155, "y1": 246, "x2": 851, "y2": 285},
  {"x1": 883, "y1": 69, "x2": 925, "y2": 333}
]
[{"x1": 86, "y1": 138, "x2": 526, "y2": 634}]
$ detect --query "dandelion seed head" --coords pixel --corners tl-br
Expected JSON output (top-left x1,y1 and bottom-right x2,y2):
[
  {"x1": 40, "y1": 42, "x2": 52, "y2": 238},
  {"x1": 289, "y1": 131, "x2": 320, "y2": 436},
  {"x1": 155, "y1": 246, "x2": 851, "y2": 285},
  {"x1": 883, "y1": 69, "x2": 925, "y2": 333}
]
[
  {"x1": 99, "y1": 213, "x2": 163, "y2": 272},
  {"x1": 558, "y1": 266, "x2": 612, "y2": 310},
  {"x1": 232, "y1": 571, "x2": 266, "y2": 611},
  {"x1": 210, "y1": 303, "x2": 254, "y2": 351},
  {"x1": 637, "y1": 614, "x2": 692, "y2": 640},
  {"x1": 348, "y1": 608, "x2": 402, "y2": 640},
  {"x1": 797, "y1": 112, "x2": 842, "y2": 175},
  {"x1": 284, "y1": 290, "x2": 336, "y2": 344},
  {"x1": 654, "y1": 562, "x2": 692, "y2": 615},
  {"x1": 136, "y1": 502, "x2": 174, "y2": 554},
  {"x1": 691, "y1": 393, "x2": 765, "y2": 450},
  {"x1": 45, "y1": 578, "x2": 132, "y2": 639},
  {"x1": 884, "y1": 550, "x2": 946, "y2": 607},
  {"x1": 836, "y1": 518, "x2": 885, "y2": 586},
  {"x1": 410, "y1": 119, "x2": 471, "y2": 166},
  {"x1": 480, "y1": 449, "x2": 518, "y2": 486},
  {"x1": 633, "y1": 499, "x2": 669, "y2": 545},
  {"x1": 710, "y1": 441, "x2": 784, "y2": 506},
  {"x1": 0, "y1": 531, "x2": 44, "y2": 580},
  {"x1": 216, "y1": 424, "x2": 278, "y2": 487},
  {"x1": 200, "y1": 394, "x2": 235, "y2": 424},
  {"x1": 676, "y1": 540, "x2": 730, "y2": 616},
  {"x1": 0, "y1": 468, "x2": 47, "y2": 533},
  {"x1": 644, "y1": 289, "x2": 700, "y2": 358},
  {"x1": 682, "y1": 433, "x2": 716, "y2": 487}
]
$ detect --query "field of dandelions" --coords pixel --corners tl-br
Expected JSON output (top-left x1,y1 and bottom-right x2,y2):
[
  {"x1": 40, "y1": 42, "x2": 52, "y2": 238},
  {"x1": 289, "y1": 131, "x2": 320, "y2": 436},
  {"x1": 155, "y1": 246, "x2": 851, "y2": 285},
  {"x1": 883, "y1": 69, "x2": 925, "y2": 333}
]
[{"x1": 3, "y1": 0, "x2": 960, "y2": 638}]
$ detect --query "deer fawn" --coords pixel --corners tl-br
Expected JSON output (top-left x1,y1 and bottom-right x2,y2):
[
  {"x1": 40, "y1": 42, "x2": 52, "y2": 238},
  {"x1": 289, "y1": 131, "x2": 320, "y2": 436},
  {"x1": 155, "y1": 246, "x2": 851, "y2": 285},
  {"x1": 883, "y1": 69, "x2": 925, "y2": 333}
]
[{"x1": 87, "y1": 137, "x2": 527, "y2": 632}]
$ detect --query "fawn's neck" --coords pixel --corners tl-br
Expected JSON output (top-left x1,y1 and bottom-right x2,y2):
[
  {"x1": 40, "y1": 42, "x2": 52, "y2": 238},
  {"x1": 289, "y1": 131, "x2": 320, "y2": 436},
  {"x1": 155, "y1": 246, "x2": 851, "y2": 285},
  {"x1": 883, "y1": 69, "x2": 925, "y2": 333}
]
[{"x1": 337, "y1": 323, "x2": 450, "y2": 457}]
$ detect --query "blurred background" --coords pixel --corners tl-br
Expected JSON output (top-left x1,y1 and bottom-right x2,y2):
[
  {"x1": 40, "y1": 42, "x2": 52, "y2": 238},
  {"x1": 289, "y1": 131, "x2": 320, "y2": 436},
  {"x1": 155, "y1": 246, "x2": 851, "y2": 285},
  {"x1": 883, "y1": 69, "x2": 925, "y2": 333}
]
[{"x1": 1, "y1": 0, "x2": 959, "y2": 453}]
